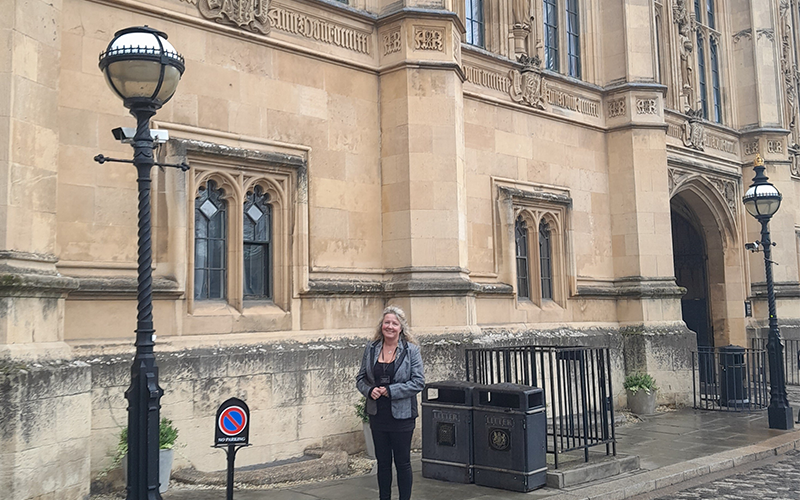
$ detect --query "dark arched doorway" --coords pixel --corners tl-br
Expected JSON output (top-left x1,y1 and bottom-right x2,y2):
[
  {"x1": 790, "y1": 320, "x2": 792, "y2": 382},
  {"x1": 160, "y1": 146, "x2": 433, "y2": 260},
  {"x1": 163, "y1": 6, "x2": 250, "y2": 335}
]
[{"x1": 671, "y1": 202, "x2": 713, "y2": 381}]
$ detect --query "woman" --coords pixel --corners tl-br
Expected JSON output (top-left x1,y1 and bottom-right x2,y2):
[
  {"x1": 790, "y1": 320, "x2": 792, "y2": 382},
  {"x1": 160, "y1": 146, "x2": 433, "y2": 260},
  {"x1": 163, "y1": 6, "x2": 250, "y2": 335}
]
[{"x1": 356, "y1": 306, "x2": 425, "y2": 500}]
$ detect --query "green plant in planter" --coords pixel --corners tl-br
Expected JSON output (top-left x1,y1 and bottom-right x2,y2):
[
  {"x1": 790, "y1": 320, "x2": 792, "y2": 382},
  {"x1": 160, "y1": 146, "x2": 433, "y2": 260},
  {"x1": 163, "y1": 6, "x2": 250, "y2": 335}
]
[
  {"x1": 113, "y1": 417, "x2": 179, "y2": 467},
  {"x1": 354, "y1": 395, "x2": 369, "y2": 423},
  {"x1": 624, "y1": 373, "x2": 658, "y2": 395}
]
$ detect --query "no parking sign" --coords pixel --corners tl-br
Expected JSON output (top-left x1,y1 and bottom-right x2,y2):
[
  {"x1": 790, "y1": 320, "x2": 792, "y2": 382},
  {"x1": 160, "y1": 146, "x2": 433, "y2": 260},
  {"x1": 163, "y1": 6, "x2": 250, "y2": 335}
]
[{"x1": 215, "y1": 397, "x2": 250, "y2": 446}]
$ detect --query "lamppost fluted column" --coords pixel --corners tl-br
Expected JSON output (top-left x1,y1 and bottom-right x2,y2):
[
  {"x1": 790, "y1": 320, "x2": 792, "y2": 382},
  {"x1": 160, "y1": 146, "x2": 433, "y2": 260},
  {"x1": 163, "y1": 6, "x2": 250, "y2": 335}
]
[{"x1": 124, "y1": 103, "x2": 164, "y2": 500}]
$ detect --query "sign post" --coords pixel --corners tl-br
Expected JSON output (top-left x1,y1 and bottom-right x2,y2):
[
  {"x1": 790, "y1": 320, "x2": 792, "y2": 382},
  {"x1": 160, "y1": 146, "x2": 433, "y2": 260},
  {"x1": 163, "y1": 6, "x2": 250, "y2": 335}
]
[{"x1": 214, "y1": 398, "x2": 251, "y2": 500}]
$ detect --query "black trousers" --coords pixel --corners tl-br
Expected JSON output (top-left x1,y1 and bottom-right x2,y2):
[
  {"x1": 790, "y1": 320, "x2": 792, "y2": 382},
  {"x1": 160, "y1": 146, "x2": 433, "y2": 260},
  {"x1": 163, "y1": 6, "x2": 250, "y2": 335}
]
[{"x1": 371, "y1": 427, "x2": 414, "y2": 500}]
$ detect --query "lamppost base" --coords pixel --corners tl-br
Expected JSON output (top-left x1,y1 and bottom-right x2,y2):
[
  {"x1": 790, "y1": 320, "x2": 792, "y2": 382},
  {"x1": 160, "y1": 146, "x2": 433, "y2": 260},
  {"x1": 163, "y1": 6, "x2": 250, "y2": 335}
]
[{"x1": 768, "y1": 405, "x2": 794, "y2": 430}]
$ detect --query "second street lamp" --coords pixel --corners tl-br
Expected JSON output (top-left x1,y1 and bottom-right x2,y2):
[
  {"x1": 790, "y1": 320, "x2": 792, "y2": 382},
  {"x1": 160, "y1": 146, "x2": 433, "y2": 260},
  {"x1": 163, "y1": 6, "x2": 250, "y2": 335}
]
[
  {"x1": 742, "y1": 154, "x2": 794, "y2": 430},
  {"x1": 97, "y1": 26, "x2": 186, "y2": 499}
]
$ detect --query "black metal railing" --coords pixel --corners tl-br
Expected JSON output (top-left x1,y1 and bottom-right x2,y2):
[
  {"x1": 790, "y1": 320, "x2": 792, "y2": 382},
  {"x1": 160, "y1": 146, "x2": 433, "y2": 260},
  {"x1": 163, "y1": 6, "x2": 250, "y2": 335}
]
[
  {"x1": 752, "y1": 338, "x2": 800, "y2": 386},
  {"x1": 465, "y1": 345, "x2": 615, "y2": 469},
  {"x1": 692, "y1": 346, "x2": 769, "y2": 411}
]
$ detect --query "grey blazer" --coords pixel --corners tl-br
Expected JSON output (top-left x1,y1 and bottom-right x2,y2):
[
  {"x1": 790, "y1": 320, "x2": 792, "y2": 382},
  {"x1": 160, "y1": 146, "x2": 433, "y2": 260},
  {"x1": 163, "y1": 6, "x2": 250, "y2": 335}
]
[{"x1": 356, "y1": 339, "x2": 425, "y2": 419}]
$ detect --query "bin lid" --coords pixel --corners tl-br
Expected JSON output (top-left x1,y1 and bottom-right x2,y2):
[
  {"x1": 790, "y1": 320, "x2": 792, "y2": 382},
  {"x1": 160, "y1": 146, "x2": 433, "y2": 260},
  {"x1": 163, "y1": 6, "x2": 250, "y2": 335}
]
[
  {"x1": 475, "y1": 383, "x2": 544, "y2": 411},
  {"x1": 423, "y1": 380, "x2": 478, "y2": 405}
]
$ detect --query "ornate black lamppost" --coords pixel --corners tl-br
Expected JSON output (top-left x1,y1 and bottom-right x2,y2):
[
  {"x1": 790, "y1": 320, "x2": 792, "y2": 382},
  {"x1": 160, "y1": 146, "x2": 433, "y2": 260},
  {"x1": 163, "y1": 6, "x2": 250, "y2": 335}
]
[
  {"x1": 742, "y1": 154, "x2": 794, "y2": 430},
  {"x1": 96, "y1": 26, "x2": 186, "y2": 498}
]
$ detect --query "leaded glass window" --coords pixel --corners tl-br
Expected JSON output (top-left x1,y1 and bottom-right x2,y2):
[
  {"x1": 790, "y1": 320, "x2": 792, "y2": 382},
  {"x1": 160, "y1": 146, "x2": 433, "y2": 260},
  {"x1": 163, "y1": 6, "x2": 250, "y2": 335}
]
[
  {"x1": 694, "y1": 0, "x2": 722, "y2": 124},
  {"x1": 539, "y1": 221, "x2": 553, "y2": 301},
  {"x1": 465, "y1": 0, "x2": 484, "y2": 48},
  {"x1": 710, "y1": 39, "x2": 721, "y2": 123},
  {"x1": 515, "y1": 218, "x2": 530, "y2": 300},
  {"x1": 697, "y1": 34, "x2": 708, "y2": 119},
  {"x1": 243, "y1": 186, "x2": 272, "y2": 299},
  {"x1": 543, "y1": 0, "x2": 559, "y2": 72},
  {"x1": 195, "y1": 180, "x2": 227, "y2": 300},
  {"x1": 566, "y1": 0, "x2": 580, "y2": 78}
]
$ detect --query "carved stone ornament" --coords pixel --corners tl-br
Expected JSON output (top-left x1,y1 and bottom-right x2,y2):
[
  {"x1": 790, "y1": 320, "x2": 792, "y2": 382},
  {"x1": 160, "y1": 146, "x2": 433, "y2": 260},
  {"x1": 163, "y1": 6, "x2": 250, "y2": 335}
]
[
  {"x1": 780, "y1": 1, "x2": 797, "y2": 134},
  {"x1": 608, "y1": 98, "x2": 626, "y2": 118},
  {"x1": 636, "y1": 98, "x2": 658, "y2": 114},
  {"x1": 414, "y1": 27, "x2": 444, "y2": 51},
  {"x1": 673, "y1": 0, "x2": 695, "y2": 109},
  {"x1": 757, "y1": 29, "x2": 776, "y2": 42},
  {"x1": 709, "y1": 178, "x2": 737, "y2": 212},
  {"x1": 733, "y1": 29, "x2": 752, "y2": 43},
  {"x1": 199, "y1": 0, "x2": 270, "y2": 34},
  {"x1": 669, "y1": 168, "x2": 737, "y2": 218},
  {"x1": 509, "y1": 54, "x2": 546, "y2": 110},
  {"x1": 512, "y1": 0, "x2": 532, "y2": 30},
  {"x1": 790, "y1": 144, "x2": 800, "y2": 178},
  {"x1": 668, "y1": 168, "x2": 691, "y2": 196},
  {"x1": 682, "y1": 108, "x2": 705, "y2": 151},
  {"x1": 383, "y1": 28, "x2": 401, "y2": 56}
]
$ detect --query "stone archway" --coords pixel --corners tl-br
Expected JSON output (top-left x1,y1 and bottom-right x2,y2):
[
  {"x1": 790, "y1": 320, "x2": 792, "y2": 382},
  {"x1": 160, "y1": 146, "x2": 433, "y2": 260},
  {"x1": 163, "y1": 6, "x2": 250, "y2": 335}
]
[{"x1": 669, "y1": 170, "x2": 747, "y2": 350}]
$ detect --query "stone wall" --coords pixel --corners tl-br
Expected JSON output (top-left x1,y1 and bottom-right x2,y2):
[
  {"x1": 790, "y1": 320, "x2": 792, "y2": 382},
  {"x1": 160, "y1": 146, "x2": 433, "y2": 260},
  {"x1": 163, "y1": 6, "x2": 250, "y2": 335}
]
[
  {"x1": 0, "y1": 360, "x2": 92, "y2": 500},
  {"x1": 0, "y1": 325, "x2": 693, "y2": 498}
]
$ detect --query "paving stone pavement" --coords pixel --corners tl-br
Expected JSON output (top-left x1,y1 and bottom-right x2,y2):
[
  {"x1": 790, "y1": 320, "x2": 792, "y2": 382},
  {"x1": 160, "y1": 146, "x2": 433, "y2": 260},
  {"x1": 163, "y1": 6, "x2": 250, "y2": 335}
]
[{"x1": 654, "y1": 450, "x2": 800, "y2": 500}]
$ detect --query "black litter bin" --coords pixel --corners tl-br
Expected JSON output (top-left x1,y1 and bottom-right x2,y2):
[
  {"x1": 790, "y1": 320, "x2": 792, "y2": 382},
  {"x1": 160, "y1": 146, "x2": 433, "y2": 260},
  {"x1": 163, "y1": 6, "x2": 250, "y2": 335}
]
[
  {"x1": 421, "y1": 381, "x2": 477, "y2": 483},
  {"x1": 719, "y1": 345, "x2": 748, "y2": 406},
  {"x1": 473, "y1": 383, "x2": 546, "y2": 492}
]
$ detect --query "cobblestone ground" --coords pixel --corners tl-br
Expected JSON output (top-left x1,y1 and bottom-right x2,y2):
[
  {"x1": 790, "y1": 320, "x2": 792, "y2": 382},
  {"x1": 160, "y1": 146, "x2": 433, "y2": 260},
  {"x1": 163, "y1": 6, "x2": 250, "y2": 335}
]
[{"x1": 655, "y1": 450, "x2": 800, "y2": 499}]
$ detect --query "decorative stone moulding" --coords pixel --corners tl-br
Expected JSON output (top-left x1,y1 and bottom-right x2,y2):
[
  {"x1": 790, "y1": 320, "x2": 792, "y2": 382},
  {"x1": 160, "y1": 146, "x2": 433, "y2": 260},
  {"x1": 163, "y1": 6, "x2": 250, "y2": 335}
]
[
  {"x1": 382, "y1": 27, "x2": 402, "y2": 56},
  {"x1": 413, "y1": 26, "x2": 445, "y2": 51}
]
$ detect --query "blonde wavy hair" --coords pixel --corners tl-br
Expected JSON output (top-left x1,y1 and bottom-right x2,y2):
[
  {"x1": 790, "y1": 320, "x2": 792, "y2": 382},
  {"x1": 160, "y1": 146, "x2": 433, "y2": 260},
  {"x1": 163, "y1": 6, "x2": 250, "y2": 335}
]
[{"x1": 373, "y1": 306, "x2": 417, "y2": 344}]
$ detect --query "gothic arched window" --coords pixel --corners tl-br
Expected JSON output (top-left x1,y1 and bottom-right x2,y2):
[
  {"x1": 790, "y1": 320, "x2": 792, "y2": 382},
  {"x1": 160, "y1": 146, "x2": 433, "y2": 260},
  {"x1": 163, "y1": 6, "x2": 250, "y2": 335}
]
[
  {"x1": 243, "y1": 186, "x2": 272, "y2": 299},
  {"x1": 694, "y1": 0, "x2": 723, "y2": 123},
  {"x1": 195, "y1": 180, "x2": 227, "y2": 300},
  {"x1": 515, "y1": 217, "x2": 530, "y2": 300},
  {"x1": 539, "y1": 221, "x2": 553, "y2": 301}
]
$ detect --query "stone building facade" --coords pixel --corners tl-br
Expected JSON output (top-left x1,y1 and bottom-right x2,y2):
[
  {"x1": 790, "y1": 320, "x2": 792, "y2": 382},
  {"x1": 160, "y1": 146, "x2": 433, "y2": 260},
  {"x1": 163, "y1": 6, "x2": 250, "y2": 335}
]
[{"x1": 2, "y1": 0, "x2": 799, "y2": 498}]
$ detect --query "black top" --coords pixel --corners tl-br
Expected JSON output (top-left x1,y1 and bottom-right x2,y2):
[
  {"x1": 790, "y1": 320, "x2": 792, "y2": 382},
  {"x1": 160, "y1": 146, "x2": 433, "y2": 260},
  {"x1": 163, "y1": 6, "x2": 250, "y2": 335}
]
[{"x1": 369, "y1": 360, "x2": 416, "y2": 432}]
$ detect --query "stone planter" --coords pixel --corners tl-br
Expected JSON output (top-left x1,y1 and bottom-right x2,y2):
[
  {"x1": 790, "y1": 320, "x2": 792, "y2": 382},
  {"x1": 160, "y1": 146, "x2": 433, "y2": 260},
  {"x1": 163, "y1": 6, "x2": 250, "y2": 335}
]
[
  {"x1": 123, "y1": 448, "x2": 175, "y2": 493},
  {"x1": 363, "y1": 422, "x2": 375, "y2": 459},
  {"x1": 627, "y1": 389, "x2": 657, "y2": 416}
]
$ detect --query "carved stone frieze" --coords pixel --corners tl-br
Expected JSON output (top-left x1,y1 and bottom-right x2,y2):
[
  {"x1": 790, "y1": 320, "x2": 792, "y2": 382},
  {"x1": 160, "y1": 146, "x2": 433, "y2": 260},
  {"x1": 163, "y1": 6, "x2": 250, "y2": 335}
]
[
  {"x1": 199, "y1": 0, "x2": 270, "y2": 34},
  {"x1": 383, "y1": 28, "x2": 401, "y2": 56},
  {"x1": 267, "y1": 7, "x2": 370, "y2": 54},
  {"x1": 198, "y1": 2, "x2": 372, "y2": 54},
  {"x1": 636, "y1": 98, "x2": 658, "y2": 114},
  {"x1": 608, "y1": 98, "x2": 626, "y2": 118},
  {"x1": 414, "y1": 27, "x2": 444, "y2": 51},
  {"x1": 744, "y1": 141, "x2": 760, "y2": 156},
  {"x1": 464, "y1": 65, "x2": 512, "y2": 93},
  {"x1": 768, "y1": 140, "x2": 785, "y2": 154},
  {"x1": 508, "y1": 54, "x2": 546, "y2": 110},
  {"x1": 704, "y1": 134, "x2": 736, "y2": 154}
]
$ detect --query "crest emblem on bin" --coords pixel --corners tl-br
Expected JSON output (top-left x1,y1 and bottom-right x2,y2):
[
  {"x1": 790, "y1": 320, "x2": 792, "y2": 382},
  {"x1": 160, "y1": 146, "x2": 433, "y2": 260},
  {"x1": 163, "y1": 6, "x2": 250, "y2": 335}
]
[{"x1": 489, "y1": 428, "x2": 510, "y2": 451}]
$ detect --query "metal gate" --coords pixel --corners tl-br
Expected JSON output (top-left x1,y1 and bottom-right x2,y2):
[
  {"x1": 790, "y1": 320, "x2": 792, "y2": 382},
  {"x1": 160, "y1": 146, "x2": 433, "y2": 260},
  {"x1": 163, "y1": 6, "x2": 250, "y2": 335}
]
[{"x1": 465, "y1": 345, "x2": 615, "y2": 469}]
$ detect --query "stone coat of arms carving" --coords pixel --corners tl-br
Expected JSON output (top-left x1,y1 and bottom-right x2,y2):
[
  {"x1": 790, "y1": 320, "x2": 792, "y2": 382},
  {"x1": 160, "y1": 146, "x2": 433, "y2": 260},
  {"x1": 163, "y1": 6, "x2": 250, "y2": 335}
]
[
  {"x1": 682, "y1": 108, "x2": 705, "y2": 151},
  {"x1": 509, "y1": 55, "x2": 546, "y2": 110},
  {"x1": 199, "y1": 0, "x2": 270, "y2": 35}
]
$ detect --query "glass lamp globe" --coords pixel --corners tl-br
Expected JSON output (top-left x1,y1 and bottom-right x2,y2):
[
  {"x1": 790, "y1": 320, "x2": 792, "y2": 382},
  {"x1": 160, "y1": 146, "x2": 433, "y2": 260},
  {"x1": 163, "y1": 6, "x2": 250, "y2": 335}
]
[
  {"x1": 742, "y1": 156, "x2": 782, "y2": 219},
  {"x1": 98, "y1": 26, "x2": 185, "y2": 108}
]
